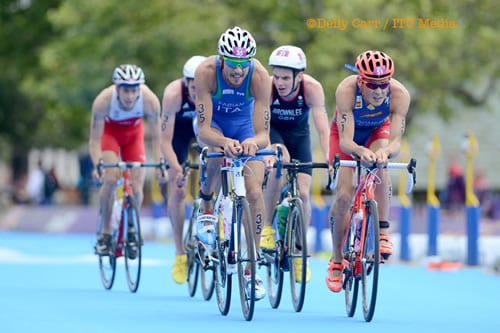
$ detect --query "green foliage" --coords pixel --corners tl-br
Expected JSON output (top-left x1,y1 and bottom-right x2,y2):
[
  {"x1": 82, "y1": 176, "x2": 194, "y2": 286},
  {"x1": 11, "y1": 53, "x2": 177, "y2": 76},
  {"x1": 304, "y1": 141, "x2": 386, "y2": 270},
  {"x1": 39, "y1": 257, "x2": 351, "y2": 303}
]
[{"x1": 1, "y1": 0, "x2": 498, "y2": 153}]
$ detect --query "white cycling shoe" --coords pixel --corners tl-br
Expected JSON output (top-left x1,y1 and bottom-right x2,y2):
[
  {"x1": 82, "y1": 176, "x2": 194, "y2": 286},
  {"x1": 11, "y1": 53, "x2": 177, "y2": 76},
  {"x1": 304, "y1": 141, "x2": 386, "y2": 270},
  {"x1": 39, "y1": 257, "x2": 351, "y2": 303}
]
[{"x1": 244, "y1": 274, "x2": 266, "y2": 301}]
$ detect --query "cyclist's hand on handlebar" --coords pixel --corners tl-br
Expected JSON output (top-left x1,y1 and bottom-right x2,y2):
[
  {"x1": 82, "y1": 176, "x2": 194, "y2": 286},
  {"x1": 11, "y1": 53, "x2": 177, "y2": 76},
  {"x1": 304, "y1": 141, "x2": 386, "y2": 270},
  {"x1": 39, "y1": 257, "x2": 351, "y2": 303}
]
[
  {"x1": 263, "y1": 155, "x2": 275, "y2": 170},
  {"x1": 223, "y1": 139, "x2": 242, "y2": 158},
  {"x1": 374, "y1": 149, "x2": 390, "y2": 167},
  {"x1": 358, "y1": 147, "x2": 378, "y2": 167},
  {"x1": 92, "y1": 168, "x2": 102, "y2": 182},
  {"x1": 241, "y1": 139, "x2": 259, "y2": 156}
]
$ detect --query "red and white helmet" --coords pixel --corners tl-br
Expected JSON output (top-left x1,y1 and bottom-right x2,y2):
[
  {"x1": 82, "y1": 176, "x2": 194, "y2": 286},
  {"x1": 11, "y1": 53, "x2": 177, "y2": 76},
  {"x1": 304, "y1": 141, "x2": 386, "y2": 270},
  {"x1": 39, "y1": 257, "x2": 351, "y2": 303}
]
[
  {"x1": 112, "y1": 64, "x2": 145, "y2": 85},
  {"x1": 268, "y1": 45, "x2": 307, "y2": 71},
  {"x1": 217, "y1": 26, "x2": 257, "y2": 59}
]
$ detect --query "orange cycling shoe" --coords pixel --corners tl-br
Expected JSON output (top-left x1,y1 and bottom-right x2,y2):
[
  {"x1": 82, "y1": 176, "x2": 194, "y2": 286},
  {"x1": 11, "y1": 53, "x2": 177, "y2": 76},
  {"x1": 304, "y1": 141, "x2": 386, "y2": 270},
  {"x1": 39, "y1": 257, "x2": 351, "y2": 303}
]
[
  {"x1": 325, "y1": 261, "x2": 343, "y2": 293},
  {"x1": 379, "y1": 234, "x2": 393, "y2": 260}
]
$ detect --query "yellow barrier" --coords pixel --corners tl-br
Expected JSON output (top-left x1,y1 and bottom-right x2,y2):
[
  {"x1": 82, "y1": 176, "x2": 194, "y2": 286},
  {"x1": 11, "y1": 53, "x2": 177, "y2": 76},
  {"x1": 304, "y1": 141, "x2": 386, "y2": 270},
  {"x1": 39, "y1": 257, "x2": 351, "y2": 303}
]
[
  {"x1": 463, "y1": 132, "x2": 479, "y2": 207},
  {"x1": 426, "y1": 135, "x2": 440, "y2": 207}
]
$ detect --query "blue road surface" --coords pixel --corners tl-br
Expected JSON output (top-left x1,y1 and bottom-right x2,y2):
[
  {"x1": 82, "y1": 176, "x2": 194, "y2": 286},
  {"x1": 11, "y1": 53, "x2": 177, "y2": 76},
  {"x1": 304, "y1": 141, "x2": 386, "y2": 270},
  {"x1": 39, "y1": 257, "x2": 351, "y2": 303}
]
[{"x1": 1, "y1": 231, "x2": 499, "y2": 332}]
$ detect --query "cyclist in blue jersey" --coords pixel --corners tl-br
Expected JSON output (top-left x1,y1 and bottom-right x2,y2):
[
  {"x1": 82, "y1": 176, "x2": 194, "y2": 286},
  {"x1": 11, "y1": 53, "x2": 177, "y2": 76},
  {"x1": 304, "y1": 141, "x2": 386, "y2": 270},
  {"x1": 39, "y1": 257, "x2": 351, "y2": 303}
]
[
  {"x1": 193, "y1": 26, "x2": 271, "y2": 300},
  {"x1": 160, "y1": 55, "x2": 206, "y2": 284},
  {"x1": 260, "y1": 45, "x2": 330, "y2": 283},
  {"x1": 325, "y1": 50, "x2": 410, "y2": 293}
]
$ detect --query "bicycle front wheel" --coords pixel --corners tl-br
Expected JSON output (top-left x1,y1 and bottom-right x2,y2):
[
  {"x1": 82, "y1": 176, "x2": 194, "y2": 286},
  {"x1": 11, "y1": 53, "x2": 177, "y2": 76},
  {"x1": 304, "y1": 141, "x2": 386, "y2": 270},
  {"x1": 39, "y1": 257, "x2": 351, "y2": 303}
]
[
  {"x1": 184, "y1": 212, "x2": 199, "y2": 297},
  {"x1": 265, "y1": 206, "x2": 284, "y2": 309},
  {"x1": 99, "y1": 253, "x2": 116, "y2": 290},
  {"x1": 361, "y1": 200, "x2": 380, "y2": 322},
  {"x1": 124, "y1": 196, "x2": 142, "y2": 293},
  {"x1": 98, "y1": 213, "x2": 117, "y2": 290},
  {"x1": 214, "y1": 206, "x2": 232, "y2": 316},
  {"x1": 288, "y1": 198, "x2": 307, "y2": 312},
  {"x1": 344, "y1": 211, "x2": 359, "y2": 317},
  {"x1": 236, "y1": 197, "x2": 256, "y2": 321}
]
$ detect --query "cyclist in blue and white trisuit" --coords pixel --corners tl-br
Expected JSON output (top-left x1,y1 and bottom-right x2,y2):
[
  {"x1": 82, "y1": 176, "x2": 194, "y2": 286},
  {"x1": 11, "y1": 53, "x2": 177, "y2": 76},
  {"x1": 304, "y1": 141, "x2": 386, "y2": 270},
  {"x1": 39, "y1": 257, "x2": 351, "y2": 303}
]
[
  {"x1": 260, "y1": 45, "x2": 330, "y2": 283},
  {"x1": 160, "y1": 55, "x2": 206, "y2": 284},
  {"x1": 193, "y1": 26, "x2": 271, "y2": 300}
]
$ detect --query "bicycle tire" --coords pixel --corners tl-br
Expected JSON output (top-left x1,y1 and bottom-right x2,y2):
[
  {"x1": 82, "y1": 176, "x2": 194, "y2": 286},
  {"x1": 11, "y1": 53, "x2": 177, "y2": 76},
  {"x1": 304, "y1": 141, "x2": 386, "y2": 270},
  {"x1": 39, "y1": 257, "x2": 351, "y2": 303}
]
[
  {"x1": 265, "y1": 207, "x2": 284, "y2": 309},
  {"x1": 236, "y1": 197, "x2": 256, "y2": 321},
  {"x1": 344, "y1": 210, "x2": 359, "y2": 317},
  {"x1": 124, "y1": 196, "x2": 142, "y2": 293},
  {"x1": 361, "y1": 200, "x2": 380, "y2": 322},
  {"x1": 288, "y1": 198, "x2": 307, "y2": 312},
  {"x1": 184, "y1": 213, "x2": 199, "y2": 298},
  {"x1": 98, "y1": 212, "x2": 117, "y2": 290},
  {"x1": 214, "y1": 200, "x2": 232, "y2": 316},
  {"x1": 99, "y1": 252, "x2": 116, "y2": 290}
]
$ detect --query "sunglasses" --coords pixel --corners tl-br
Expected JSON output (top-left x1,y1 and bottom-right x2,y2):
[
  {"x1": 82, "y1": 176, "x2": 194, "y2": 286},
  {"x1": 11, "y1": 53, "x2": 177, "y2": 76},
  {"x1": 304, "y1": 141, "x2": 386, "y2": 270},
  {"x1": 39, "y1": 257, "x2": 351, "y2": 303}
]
[
  {"x1": 223, "y1": 56, "x2": 251, "y2": 69},
  {"x1": 364, "y1": 81, "x2": 390, "y2": 90}
]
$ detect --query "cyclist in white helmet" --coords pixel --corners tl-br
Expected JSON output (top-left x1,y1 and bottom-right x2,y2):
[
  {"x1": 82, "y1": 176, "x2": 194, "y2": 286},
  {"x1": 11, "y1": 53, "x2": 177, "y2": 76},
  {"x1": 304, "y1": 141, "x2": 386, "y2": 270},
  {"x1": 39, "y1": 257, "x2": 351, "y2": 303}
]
[
  {"x1": 89, "y1": 64, "x2": 162, "y2": 256},
  {"x1": 260, "y1": 45, "x2": 330, "y2": 283},
  {"x1": 193, "y1": 26, "x2": 271, "y2": 301},
  {"x1": 160, "y1": 55, "x2": 206, "y2": 284}
]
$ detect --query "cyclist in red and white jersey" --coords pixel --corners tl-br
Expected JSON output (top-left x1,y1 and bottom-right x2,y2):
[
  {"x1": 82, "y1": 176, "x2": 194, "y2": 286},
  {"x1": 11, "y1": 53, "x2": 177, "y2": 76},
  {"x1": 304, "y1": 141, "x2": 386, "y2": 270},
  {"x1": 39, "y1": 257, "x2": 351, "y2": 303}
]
[
  {"x1": 89, "y1": 64, "x2": 162, "y2": 255},
  {"x1": 325, "y1": 50, "x2": 410, "y2": 292}
]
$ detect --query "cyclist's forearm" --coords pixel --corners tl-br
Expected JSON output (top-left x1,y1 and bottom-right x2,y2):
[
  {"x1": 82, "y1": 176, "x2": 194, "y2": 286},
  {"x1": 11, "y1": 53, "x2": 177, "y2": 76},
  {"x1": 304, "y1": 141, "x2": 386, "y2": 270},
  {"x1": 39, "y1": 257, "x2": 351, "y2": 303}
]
[
  {"x1": 198, "y1": 127, "x2": 232, "y2": 149},
  {"x1": 89, "y1": 140, "x2": 102, "y2": 167}
]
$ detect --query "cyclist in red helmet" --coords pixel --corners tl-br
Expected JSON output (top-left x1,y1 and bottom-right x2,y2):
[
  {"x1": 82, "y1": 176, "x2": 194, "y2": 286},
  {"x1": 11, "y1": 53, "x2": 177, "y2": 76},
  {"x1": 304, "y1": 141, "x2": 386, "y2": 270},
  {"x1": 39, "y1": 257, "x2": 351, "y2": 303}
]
[{"x1": 325, "y1": 50, "x2": 411, "y2": 293}]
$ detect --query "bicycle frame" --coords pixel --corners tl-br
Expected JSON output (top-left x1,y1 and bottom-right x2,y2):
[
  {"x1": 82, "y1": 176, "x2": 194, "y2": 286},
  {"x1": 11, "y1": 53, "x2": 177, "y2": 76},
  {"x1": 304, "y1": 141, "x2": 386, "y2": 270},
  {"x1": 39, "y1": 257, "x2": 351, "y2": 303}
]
[
  {"x1": 261, "y1": 144, "x2": 330, "y2": 312},
  {"x1": 97, "y1": 160, "x2": 167, "y2": 292},
  {"x1": 330, "y1": 153, "x2": 416, "y2": 321},
  {"x1": 199, "y1": 147, "x2": 276, "y2": 321}
]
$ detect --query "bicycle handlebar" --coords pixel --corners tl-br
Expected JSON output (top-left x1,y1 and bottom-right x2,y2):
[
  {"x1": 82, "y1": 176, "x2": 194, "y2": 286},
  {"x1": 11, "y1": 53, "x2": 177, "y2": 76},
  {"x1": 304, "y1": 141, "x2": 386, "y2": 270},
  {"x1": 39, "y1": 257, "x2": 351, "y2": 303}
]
[
  {"x1": 199, "y1": 147, "x2": 277, "y2": 183},
  {"x1": 97, "y1": 158, "x2": 169, "y2": 178},
  {"x1": 330, "y1": 153, "x2": 417, "y2": 194}
]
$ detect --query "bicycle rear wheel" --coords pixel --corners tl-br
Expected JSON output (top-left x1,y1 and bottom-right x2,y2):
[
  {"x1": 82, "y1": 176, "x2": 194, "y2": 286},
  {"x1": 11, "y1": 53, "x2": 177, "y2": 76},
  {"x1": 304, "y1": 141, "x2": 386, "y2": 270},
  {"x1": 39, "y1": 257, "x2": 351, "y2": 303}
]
[
  {"x1": 344, "y1": 211, "x2": 359, "y2": 317},
  {"x1": 214, "y1": 205, "x2": 232, "y2": 316},
  {"x1": 361, "y1": 200, "x2": 380, "y2": 322},
  {"x1": 288, "y1": 198, "x2": 307, "y2": 312},
  {"x1": 265, "y1": 207, "x2": 284, "y2": 309},
  {"x1": 236, "y1": 197, "x2": 256, "y2": 321},
  {"x1": 124, "y1": 196, "x2": 142, "y2": 293}
]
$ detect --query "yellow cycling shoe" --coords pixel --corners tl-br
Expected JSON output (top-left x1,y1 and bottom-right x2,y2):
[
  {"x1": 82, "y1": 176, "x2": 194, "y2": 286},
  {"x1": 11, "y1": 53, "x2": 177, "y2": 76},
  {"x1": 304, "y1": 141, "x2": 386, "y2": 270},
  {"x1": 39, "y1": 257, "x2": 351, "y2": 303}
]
[
  {"x1": 260, "y1": 226, "x2": 276, "y2": 250},
  {"x1": 172, "y1": 254, "x2": 188, "y2": 284},
  {"x1": 293, "y1": 258, "x2": 311, "y2": 283}
]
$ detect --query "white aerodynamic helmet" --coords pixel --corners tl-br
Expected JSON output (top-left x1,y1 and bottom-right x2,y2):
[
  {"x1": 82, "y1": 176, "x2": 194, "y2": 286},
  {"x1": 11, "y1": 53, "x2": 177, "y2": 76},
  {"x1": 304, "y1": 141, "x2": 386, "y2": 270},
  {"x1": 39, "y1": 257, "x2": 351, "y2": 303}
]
[
  {"x1": 183, "y1": 56, "x2": 207, "y2": 79},
  {"x1": 217, "y1": 26, "x2": 257, "y2": 59},
  {"x1": 112, "y1": 64, "x2": 145, "y2": 85},
  {"x1": 268, "y1": 45, "x2": 307, "y2": 71}
]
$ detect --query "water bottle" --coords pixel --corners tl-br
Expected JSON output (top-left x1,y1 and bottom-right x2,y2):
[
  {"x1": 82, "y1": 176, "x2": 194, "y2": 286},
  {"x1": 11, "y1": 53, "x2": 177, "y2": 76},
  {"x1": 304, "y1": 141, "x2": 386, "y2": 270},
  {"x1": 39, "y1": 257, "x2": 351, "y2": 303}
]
[
  {"x1": 353, "y1": 210, "x2": 363, "y2": 252},
  {"x1": 277, "y1": 198, "x2": 290, "y2": 238},
  {"x1": 111, "y1": 198, "x2": 123, "y2": 231},
  {"x1": 221, "y1": 196, "x2": 233, "y2": 240}
]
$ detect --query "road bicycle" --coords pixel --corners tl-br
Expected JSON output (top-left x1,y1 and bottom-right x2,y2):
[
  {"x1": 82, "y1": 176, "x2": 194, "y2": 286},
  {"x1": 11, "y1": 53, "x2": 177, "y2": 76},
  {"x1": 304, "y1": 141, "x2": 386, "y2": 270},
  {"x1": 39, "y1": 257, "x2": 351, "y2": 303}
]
[
  {"x1": 180, "y1": 160, "x2": 215, "y2": 300},
  {"x1": 330, "y1": 153, "x2": 416, "y2": 321},
  {"x1": 96, "y1": 160, "x2": 166, "y2": 293},
  {"x1": 260, "y1": 145, "x2": 330, "y2": 312},
  {"x1": 199, "y1": 147, "x2": 276, "y2": 321}
]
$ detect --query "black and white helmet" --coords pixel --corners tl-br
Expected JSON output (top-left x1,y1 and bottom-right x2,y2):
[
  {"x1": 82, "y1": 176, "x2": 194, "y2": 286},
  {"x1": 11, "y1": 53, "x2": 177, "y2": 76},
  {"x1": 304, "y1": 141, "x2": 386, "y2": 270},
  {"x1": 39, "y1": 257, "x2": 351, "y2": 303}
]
[
  {"x1": 112, "y1": 64, "x2": 145, "y2": 85},
  {"x1": 217, "y1": 26, "x2": 256, "y2": 59}
]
